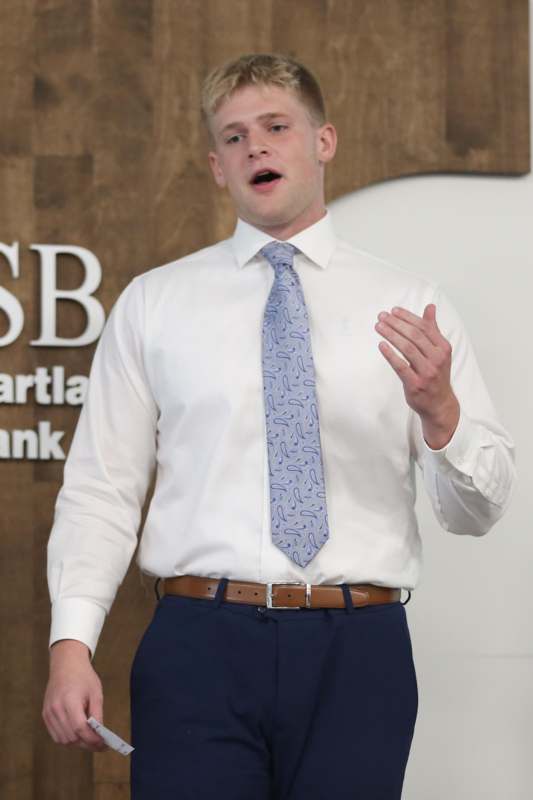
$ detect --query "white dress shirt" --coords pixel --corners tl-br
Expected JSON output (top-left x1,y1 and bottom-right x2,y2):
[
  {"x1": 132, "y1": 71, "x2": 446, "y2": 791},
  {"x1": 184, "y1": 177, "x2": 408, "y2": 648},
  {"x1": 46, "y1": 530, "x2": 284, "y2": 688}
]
[{"x1": 47, "y1": 210, "x2": 517, "y2": 655}]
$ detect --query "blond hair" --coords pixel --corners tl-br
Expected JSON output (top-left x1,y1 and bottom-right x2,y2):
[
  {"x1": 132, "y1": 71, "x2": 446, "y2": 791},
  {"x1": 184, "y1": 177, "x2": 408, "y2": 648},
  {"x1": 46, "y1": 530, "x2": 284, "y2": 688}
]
[{"x1": 201, "y1": 53, "x2": 326, "y2": 144}]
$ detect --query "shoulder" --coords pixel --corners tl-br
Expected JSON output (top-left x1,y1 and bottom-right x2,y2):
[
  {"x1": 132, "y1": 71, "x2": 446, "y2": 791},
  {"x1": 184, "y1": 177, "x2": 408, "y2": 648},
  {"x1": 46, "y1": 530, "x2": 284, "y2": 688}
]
[
  {"x1": 333, "y1": 235, "x2": 438, "y2": 294},
  {"x1": 133, "y1": 237, "x2": 233, "y2": 292},
  {"x1": 112, "y1": 238, "x2": 234, "y2": 313}
]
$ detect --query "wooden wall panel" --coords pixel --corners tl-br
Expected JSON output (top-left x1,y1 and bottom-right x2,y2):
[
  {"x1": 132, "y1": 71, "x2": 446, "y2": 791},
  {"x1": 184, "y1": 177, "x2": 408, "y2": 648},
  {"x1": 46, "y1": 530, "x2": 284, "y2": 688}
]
[
  {"x1": 0, "y1": 1, "x2": 529, "y2": 797},
  {"x1": 0, "y1": 3, "x2": 36, "y2": 799},
  {"x1": 32, "y1": 153, "x2": 96, "y2": 799},
  {"x1": 34, "y1": 1, "x2": 94, "y2": 156}
]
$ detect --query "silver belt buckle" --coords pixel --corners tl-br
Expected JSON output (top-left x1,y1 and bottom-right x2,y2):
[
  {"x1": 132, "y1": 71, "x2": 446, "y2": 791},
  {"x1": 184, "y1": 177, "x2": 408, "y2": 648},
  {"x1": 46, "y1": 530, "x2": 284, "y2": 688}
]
[{"x1": 266, "y1": 582, "x2": 312, "y2": 609}]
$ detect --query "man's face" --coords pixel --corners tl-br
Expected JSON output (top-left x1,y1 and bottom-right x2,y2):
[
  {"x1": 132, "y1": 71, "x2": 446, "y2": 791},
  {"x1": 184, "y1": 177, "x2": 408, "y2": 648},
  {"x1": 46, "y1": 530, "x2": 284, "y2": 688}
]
[{"x1": 207, "y1": 83, "x2": 337, "y2": 238}]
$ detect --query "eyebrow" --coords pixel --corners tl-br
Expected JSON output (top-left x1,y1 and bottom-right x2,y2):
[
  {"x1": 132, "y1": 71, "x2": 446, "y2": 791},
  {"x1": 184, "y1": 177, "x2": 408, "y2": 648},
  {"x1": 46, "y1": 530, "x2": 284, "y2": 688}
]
[{"x1": 219, "y1": 112, "x2": 290, "y2": 137}]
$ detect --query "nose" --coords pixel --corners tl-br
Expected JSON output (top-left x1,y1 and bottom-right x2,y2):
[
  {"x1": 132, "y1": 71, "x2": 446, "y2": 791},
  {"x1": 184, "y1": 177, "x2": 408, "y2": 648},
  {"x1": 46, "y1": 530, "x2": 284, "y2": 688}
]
[{"x1": 247, "y1": 134, "x2": 270, "y2": 158}]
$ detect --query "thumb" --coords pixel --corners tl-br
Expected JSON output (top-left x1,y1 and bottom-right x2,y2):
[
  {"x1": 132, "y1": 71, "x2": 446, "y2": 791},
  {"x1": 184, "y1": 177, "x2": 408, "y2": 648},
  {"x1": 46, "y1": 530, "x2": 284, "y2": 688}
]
[
  {"x1": 87, "y1": 686, "x2": 104, "y2": 725},
  {"x1": 86, "y1": 688, "x2": 108, "y2": 750},
  {"x1": 423, "y1": 303, "x2": 438, "y2": 327}
]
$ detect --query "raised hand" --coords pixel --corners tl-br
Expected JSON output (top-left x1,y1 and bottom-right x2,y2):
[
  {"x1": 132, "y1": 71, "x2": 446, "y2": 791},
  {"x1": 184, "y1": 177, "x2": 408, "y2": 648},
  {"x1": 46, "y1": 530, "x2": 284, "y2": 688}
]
[{"x1": 375, "y1": 303, "x2": 460, "y2": 449}]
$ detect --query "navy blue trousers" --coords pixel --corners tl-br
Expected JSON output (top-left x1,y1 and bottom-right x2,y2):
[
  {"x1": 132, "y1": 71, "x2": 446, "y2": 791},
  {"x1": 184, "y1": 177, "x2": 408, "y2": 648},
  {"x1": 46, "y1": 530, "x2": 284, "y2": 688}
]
[{"x1": 130, "y1": 580, "x2": 418, "y2": 799}]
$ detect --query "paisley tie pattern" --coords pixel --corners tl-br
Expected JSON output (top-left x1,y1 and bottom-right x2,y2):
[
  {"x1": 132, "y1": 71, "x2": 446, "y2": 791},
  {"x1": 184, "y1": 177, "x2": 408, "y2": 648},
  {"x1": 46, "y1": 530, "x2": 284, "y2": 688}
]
[{"x1": 260, "y1": 241, "x2": 330, "y2": 568}]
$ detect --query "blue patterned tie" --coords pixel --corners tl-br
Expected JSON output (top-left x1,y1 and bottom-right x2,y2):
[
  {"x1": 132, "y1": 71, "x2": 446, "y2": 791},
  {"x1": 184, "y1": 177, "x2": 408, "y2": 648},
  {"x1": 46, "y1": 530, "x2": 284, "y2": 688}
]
[{"x1": 260, "y1": 241, "x2": 330, "y2": 568}]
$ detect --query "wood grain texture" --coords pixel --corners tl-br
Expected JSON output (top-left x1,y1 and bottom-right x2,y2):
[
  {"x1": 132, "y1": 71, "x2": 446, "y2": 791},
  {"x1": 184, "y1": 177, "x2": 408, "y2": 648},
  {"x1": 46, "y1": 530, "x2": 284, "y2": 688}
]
[
  {"x1": 0, "y1": 1, "x2": 529, "y2": 796},
  {"x1": 0, "y1": 0, "x2": 34, "y2": 156},
  {"x1": 0, "y1": 5, "x2": 36, "y2": 798},
  {"x1": 34, "y1": 1, "x2": 94, "y2": 155}
]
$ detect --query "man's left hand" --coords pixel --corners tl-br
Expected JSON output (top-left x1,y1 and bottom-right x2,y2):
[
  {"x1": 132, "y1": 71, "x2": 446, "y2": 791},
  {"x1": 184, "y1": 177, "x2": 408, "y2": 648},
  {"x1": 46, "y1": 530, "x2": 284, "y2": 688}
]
[{"x1": 375, "y1": 303, "x2": 460, "y2": 449}]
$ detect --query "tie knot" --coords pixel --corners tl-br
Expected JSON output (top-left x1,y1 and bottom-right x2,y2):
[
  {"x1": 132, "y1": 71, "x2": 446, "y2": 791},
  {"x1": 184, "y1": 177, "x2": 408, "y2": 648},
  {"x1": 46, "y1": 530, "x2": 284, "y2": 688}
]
[{"x1": 260, "y1": 241, "x2": 298, "y2": 270}]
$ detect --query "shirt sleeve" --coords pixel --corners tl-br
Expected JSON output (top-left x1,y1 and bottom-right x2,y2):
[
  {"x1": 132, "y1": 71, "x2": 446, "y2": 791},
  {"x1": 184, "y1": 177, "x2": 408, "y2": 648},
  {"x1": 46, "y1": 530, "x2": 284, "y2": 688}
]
[
  {"x1": 47, "y1": 275, "x2": 158, "y2": 658},
  {"x1": 409, "y1": 284, "x2": 517, "y2": 536}
]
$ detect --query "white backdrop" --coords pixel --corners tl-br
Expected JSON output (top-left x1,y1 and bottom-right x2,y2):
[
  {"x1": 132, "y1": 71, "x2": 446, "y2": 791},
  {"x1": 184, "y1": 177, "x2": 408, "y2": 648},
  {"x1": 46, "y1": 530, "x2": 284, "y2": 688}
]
[{"x1": 329, "y1": 9, "x2": 532, "y2": 799}]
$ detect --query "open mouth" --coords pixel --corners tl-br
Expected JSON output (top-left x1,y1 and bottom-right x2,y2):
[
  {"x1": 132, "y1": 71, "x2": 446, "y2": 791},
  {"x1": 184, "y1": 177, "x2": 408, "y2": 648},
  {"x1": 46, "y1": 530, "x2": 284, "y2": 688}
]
[{"x1": 250, "y1": 170, "x2": 283, "y2": 190}]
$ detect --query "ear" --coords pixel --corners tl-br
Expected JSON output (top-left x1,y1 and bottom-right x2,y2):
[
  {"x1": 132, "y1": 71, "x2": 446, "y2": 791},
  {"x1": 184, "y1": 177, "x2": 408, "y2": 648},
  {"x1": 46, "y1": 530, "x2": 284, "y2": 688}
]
[
  {"x1": 316, "y1": 122, "x2": 337, "y2": 165},
  {"x1": 207, "y1": 150, "x2": 227, "y2": 188}
]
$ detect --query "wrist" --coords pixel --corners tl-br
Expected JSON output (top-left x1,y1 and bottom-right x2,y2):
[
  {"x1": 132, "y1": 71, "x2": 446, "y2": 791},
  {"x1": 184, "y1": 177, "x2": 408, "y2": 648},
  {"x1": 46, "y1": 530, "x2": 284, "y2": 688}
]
[
  {"x1": 421, "y1": 395, "x2": 460, "y2": 450},
  {"x1": 50, "y1": 638, "x2": 91, "y2": 664}
]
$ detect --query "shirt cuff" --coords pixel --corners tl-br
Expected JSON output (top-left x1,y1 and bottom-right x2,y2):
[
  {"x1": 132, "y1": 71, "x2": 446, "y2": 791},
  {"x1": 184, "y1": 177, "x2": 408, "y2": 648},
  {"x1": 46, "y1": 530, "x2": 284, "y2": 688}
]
[
  {"x1": 420, "y1": 408, "x2": 485, "y2": 477},
  {"x1": 49, "y1": 597, "x2": 107, "y2": 660}
]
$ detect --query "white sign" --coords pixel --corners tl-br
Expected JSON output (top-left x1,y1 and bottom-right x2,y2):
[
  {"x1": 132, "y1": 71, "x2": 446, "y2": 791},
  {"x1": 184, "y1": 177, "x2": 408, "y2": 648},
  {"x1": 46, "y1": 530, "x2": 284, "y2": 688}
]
[
  {"x1": 0, "y1": 242, "x2": 105, "y2": 346},
  {"x1": 1, "y1": 243, "x2": 105, "y2": 461}
]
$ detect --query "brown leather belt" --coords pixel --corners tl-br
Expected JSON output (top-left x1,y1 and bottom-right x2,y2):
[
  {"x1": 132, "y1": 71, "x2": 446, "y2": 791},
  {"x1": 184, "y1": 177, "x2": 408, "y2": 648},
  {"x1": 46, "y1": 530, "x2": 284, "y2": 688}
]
[{"x1": 162, "y1": 575, "x2": 402, "y2": 609}]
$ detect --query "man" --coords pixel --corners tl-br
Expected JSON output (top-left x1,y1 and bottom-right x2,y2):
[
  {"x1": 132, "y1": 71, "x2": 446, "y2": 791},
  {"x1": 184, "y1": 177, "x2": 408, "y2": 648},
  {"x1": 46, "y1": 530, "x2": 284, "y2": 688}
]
[{"x1": 43, "y1": 53, "x2": 516, "y2": 798}]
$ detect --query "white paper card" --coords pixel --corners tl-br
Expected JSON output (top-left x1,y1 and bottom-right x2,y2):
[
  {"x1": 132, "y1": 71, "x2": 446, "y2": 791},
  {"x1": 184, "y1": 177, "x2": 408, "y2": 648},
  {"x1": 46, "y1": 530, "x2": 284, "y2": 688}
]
[{"x1": 87, "y1": 716, "x2": 134, "y2": 755}]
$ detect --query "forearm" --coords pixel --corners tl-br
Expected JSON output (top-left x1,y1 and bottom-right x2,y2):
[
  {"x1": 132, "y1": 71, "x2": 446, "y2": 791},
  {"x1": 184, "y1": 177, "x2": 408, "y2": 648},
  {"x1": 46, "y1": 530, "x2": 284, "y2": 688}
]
[
  {"x1": 421, "y1": 393, "x2": 461, "y2": 451},
  {"x1": 417, "y1": 409, "x2": 517, "y2": 535}
]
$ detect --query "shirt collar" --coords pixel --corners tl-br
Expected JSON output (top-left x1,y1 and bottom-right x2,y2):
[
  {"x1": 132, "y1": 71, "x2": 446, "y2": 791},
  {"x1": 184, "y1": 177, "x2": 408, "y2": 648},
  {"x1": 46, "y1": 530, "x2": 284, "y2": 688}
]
[{"x1": 230, "y1": 209, "x2": 337, "y2": 270}]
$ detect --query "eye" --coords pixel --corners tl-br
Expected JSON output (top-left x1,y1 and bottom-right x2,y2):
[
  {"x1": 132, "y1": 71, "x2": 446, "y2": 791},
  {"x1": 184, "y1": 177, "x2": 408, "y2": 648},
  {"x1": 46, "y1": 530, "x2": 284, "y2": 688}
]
[
  {"x1": 271, "y1": 124, "x2": 288, "y2": 133},
  {"x1": 226, "y1": 133, "x2": 244, "y2": 144}
]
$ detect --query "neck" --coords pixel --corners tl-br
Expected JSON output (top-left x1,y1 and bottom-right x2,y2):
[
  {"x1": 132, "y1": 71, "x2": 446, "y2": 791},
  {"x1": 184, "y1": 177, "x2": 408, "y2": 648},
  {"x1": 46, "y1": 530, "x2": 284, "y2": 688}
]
[{"x1": 244, "y1": 206, "x2": 327, "y2": 241}]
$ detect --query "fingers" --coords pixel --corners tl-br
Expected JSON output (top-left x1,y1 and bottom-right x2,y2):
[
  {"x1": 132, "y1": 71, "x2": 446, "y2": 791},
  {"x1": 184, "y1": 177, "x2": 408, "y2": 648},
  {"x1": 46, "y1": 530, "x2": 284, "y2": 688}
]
[
  {"x1": 43, "y1": 695, "x2": 107, "y2": 751},
  {"x1": 375, "y1": 306, "x2": 449, "y2": 377},
  {"x1": 87, "y1": 692, "x2": 109, "y2": 752},
  {"x1": 375, "y1": 316, "x2": 430, "y2": 375},
  {"x1": 43, "y1": 704, "x2": 72, "y2": 745},
  {"x1": 377, "y1": 340, "x2": 414, "y2": 380},
  {"x1": 388, "y1": 305, "x2": 443, "y2": 347},
  {"x1": 72, "y1": 709, "x2": 108, "y2": 751},
  {"x1": 42, "y1": 660, "x2": 109, "y2": 752}
]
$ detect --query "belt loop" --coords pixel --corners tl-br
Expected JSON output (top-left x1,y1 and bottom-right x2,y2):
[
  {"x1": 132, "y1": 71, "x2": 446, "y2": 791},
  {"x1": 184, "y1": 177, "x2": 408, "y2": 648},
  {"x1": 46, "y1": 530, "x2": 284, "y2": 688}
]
[
  {"x1": 154, "y1": 577, "x2": 161, "y2": 601},
  {"x1": 340, "y1": 583, "x2": 354, "y2": 614},
  {"x1": 401, "y1": 589, "x2": 412, "y2": 606},
  {"x1": 213, "y1": 577, "x2": 229, "y2": 608}
]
